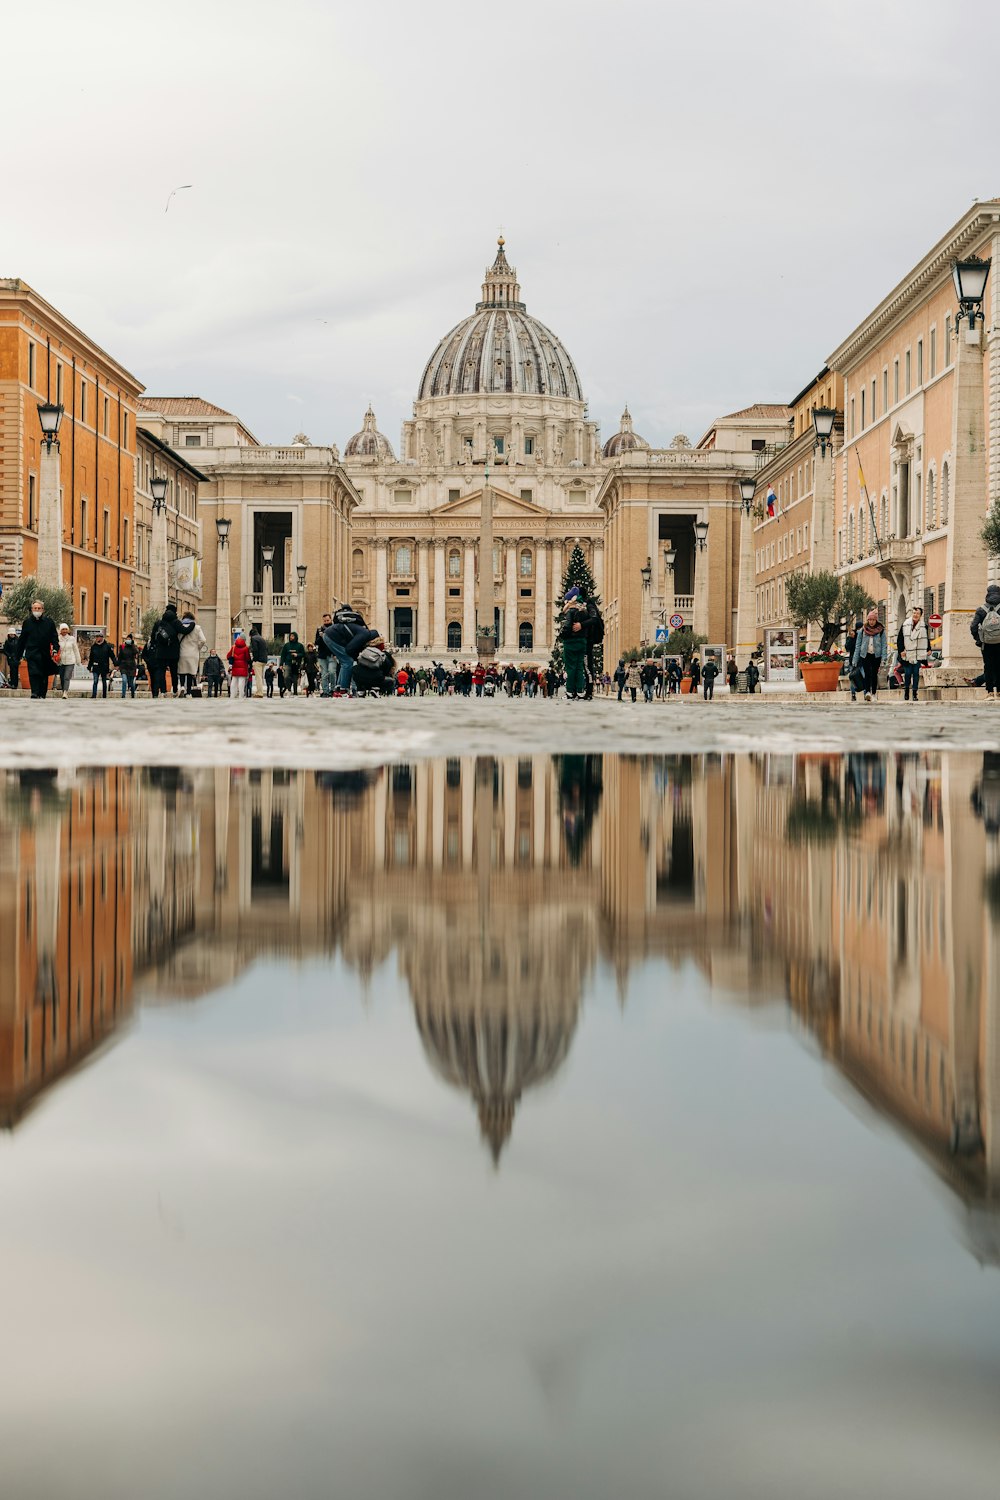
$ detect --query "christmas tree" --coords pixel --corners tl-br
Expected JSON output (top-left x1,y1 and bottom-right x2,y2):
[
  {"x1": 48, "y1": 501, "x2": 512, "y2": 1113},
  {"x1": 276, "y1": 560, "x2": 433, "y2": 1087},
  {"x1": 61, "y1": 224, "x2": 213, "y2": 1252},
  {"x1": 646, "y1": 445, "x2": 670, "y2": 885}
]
[{"x1": 550, "y1": 544, "x2": 603, "y2": 675}]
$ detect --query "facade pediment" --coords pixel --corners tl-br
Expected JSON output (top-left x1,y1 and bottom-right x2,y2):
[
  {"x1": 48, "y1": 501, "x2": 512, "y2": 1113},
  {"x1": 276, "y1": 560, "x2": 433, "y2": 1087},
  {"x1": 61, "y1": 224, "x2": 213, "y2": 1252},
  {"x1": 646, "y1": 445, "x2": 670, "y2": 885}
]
[{"x1": 429, "y1": 487, "x2": 550, "y2": 519}]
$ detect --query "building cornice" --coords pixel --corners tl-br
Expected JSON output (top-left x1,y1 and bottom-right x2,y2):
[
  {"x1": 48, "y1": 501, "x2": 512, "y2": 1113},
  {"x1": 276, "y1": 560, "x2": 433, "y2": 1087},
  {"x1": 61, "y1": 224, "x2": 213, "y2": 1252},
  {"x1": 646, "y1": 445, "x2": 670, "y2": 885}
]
[
  {"x1": 0, "y1": 279, "x2": 145, "y2": 394},
  {"x1": 826, "y1": 202, "x2": 1000, "y2": 372}
]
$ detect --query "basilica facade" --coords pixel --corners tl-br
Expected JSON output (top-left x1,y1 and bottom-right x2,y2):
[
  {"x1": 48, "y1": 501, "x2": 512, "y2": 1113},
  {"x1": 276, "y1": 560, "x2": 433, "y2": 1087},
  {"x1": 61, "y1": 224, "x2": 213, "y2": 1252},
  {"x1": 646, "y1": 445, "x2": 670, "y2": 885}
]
[{"x1": 341, "y1": 240, "x2": 608, "y2": 659}]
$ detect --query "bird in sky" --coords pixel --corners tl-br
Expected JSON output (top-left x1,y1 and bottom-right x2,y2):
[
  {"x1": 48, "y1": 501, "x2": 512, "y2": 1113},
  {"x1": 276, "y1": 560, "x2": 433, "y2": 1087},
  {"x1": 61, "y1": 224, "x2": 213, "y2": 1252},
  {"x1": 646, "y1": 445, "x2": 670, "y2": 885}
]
[{"x1": 165, "y1": 184, "x2": 192, "y2": 213}]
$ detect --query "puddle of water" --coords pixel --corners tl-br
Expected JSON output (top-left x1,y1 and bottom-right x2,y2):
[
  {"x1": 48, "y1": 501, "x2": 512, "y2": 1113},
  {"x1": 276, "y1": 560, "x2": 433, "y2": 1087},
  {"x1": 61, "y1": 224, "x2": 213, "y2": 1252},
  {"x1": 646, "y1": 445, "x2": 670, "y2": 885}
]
[{"x1": 2, "y1": 753, "x2": 1000, "y2": 1500}]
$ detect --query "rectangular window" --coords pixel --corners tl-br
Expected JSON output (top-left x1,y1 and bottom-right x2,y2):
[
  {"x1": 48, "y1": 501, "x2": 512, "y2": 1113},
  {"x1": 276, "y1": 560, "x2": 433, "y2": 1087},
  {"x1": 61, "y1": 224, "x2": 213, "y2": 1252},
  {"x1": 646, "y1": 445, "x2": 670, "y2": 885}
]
[
  {"x1": 28, "y1": 473, "x2": 36, "y2": 528},
  {"x1": 883, "y1": 368, "x2": 888, "y2": 412},
  {"x1": 102, "y1": 594, "x2": 110, "y2": 632},
  {"x1": 905, "y1": 350, "x2": 911, "y2": 395},
  {"x1": 893, "y1": 360, "x2": 899, "y2": 404},
  {"x1": 103, "y1": 509, "x2": 110, "y2": 555},
  {"x1": 804, "y1": 523, "x2": 809, "y2": 550},
  {"x1": 871, "y1": 379, "x2": 876, "y2": 421},
  {"x1": 80, "y1": 588, "x2": 88, "y2": 622},
  {"x1": 81, "y1": 498, "x2": 88, "y2": 547},
  {"x1": 56, "y1": 364, "x2": 63, "y2": 405},
  {"x1": 122, "y1": 411, "x2": 129, "y2": 448},
  {"x1": 102, "y1": 396, "x2": 110, "y2": 436},
  {"x1": 80, "y1": 380, "x2": 88, "y2": 424},
  {"x1": 945, "y1": 316, "x2": 952, "y2": 365},
  {"x1": 930, "y1": 327, "x2": 937, "y2": 378},
  {"x1": 917, "y1": 339, "x2": 923, "y2": 385},
  {"x1": 523, "y1": 436, "x2": 534, "y2": 456},
  {"x1": 751, "y1": 438, "x2": 766, "y2": 452},
  {"x1": 448, "y1": 489, "x2": 460, "y2": 503},
  {"x1": 184, "y1": 434, "x2": 201, "y2": 447},
  {"x1": 28, "y1": 341, "x2": 35, "y2": 390},
  {"x1": 850, "y1": 397, "x2": 856, "y2": 438},
  {"x1": 123, "y1": 516, "x2": 130, "y2": 564},
  {"x1": 860, "y1": 389, "x2": 865, "y2": 429},
  {"x1": 520, "y1": 489, "x2": 533, "y2": 503},
  {"x1": 492, "y1": 435, "x2": 505, "y2": 455}
]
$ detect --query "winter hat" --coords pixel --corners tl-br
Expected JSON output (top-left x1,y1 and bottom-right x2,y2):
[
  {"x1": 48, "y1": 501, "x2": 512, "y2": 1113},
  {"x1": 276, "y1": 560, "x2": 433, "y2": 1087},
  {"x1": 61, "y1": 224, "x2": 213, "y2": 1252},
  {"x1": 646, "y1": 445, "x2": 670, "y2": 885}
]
[
  {"x1": 58, "y1": 623, "x2": 70, "y2": 632},
  {"x1": 563, "y1": 586, "x2": 580, "y2": 603}
]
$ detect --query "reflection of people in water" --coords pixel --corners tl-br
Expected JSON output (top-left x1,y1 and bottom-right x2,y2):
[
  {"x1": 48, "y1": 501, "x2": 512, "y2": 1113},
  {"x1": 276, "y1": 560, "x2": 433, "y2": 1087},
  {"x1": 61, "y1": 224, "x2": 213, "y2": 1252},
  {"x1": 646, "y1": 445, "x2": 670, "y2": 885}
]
[
  {"x1": 314, "y1": 768, "x2": 377, "y2": 804},
  {"x1": 971, "y1": 752, "x2": 1000, "y2": 835},
  {"x1": 845, "y1": 752, "x2": 886, "y2": 816},
  {"x1": 554, "y1": 754, "x2": 604, "y2": 865}
]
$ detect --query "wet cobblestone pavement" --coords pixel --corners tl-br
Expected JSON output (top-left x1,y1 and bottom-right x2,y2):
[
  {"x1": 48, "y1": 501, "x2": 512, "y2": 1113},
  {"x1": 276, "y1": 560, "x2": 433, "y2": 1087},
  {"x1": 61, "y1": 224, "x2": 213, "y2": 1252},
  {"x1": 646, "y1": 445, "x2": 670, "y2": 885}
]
[{"x1": 2, "y1": 694, "x2": 999, "y2": 768}]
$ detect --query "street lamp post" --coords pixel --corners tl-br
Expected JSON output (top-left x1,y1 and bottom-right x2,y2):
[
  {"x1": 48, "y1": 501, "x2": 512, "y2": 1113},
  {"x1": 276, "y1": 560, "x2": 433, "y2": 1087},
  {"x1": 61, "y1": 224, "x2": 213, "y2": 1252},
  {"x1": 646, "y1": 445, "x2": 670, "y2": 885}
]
[
  {"x1": 640, "y1": 556, "x2": 652, "y2": 647},
  {"x1": 662, "y1": 545, "x2": 676, "y2": 634},
  {"x1": 942, "y1": 253, "x2": 993, "y2": 670},
  {"x1": 150, "y1": 473, "x2": 169, "y2": 615},
  {"x1": 261, "y1": 543, "x2": 275, "y2": 641},
  {"x1": 35, "y1": 401, "x2": 64, "y2": 588},
  {"x1": 214, "y1": 516, "x2": 233, "y2": 655},
  {"x1": 809, "y1": 405, "x2": 838, "y2": 589},
  {"x1": 296, "y1": 562, "x2": 308, "y2": 641},
  {"x1": 692, "y1": 518, "x2": 709, "y2": 639},
  {"x1": 734, "y1": 477, "x2": 758, "y2": 666}
]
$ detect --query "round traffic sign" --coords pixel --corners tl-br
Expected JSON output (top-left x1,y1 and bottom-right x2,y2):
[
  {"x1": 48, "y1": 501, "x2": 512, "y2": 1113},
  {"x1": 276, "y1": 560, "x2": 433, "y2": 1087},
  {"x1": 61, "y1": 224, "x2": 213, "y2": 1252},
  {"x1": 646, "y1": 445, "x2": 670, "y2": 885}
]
[
  {"x1": 668, "y1": 612, "x2": 684, "y2": 630},
  {"x1": 929, "y1": 613, "x2": 942, "y2": 630}
]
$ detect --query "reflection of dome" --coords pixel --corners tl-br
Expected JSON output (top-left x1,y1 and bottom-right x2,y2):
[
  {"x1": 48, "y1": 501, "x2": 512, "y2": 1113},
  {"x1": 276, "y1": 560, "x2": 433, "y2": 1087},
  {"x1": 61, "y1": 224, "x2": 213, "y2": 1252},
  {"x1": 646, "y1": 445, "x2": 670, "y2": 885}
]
[
  {"x1": 344, "y1": 404, "x2": 396, "y2": 460},
  {"x1": 602, "y1": 406, "x2": 649, "y2": 458},
  {"x1": 418, "y1": 239, "x2": 584, "y2": 401}
]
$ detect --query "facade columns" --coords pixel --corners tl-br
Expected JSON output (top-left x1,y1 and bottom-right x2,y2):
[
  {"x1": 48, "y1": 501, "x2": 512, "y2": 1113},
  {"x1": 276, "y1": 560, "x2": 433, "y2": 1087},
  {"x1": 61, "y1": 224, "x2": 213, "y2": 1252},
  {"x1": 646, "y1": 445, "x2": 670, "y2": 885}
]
[
  {"x1": 535, "y1": 540, "x2": 548, "y2": 650},
  {"x1": 150, "y1": 504, "x2": 169, "y2": 616},
  {"x1": 942, "y1": 320, "x2": 989, "y2": 667},
  {"x1": 36, "y1": 439, "x2": 63, "y2": 588},
  {"x1": 433, "y1": 541, "x2": 446, "y2": 652},
  {"x1": 810, "y1": 442, "x2": 835, "y2": 574},
  {"x1": 463, "y1": 541, "x2": 476, "y2": 649},
  {"x1": 550, "y1": 541, "x2": 563, "y2": 598},
  {"x1": 214, "y1": 531, "x2": 232, "y2": 654},
  {"x1": 373, "y1": 538, "x2": 389, "y2": 638},
  {"x1": 593, "y1": 538, "x2": 605, "y2": 603},
  {"x1": 505, "y1": 542, "x2": 518, "y2": 649},
  {"x1": 261, "y1": 553, "x2": 274, "y2": 640},
  {"x1": 734, "y1": 505, "x2": 757, "y2": 662},
  {"x1": 693, "y1": 524, "x2": 709, "y2": 640},
  {"x1": 417, "y1": 541, "x2": 431, "y2": 649}
]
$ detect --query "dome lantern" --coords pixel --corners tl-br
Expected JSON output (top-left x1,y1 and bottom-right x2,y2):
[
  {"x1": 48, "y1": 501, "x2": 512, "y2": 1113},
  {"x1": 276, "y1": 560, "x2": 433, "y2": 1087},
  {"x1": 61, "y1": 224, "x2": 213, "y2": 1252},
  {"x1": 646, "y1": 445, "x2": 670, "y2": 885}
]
[
  {"x1": 602, "y1": 405, "x2": 651, "y2": 458},
  {"x1": 344, "y1": 403, "x2": 396, "y2": 461}
]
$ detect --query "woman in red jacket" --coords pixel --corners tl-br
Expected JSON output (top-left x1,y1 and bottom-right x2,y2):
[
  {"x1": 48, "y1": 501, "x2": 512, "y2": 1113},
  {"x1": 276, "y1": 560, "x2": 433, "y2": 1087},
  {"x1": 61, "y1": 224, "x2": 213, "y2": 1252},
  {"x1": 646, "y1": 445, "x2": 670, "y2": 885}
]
[{"x1": 227, "y1": 632, "x2": 252, "y2": 701}]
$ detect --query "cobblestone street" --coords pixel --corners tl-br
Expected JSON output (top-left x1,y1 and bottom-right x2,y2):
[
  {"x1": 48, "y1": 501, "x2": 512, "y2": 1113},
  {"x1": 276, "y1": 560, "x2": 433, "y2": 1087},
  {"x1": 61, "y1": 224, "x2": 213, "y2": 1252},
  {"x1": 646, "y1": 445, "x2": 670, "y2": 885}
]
[{"x1": 2, "y1": 694, "x2": 998, "y2": 769}]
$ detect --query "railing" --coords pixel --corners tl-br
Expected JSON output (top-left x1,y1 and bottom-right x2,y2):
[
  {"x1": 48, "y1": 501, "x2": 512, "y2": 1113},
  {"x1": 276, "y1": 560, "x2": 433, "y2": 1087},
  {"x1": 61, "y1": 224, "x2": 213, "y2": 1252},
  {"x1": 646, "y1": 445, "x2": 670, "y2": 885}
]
[
  {"x1": 245, "y1": 593, "x2": 296, "y2": 611},
  {"x1": 216, "y1": 447, "x2": 340, "y2": 467},
  {"x1": 875, "y1": 537, "x2": 925, "y2": 567},
  {"x1": 672, "y1": 595, "x2": 694, "y2": 613}
]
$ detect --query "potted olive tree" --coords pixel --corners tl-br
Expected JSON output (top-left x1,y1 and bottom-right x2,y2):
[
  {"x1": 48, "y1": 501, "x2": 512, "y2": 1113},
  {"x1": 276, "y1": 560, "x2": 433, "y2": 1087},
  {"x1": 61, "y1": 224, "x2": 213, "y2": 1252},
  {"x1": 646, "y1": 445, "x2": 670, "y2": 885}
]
[{"x1": 785, "y1": 572, "x2": 872, "y2": 692}]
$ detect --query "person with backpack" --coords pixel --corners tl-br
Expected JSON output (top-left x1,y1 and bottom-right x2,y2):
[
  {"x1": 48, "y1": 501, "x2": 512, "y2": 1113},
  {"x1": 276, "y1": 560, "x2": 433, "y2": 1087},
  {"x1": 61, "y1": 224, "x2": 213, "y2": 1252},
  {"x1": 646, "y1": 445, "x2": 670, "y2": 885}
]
[
  {"x1": 322, "y1": 607, "x2": 379, "y2": 695},
  {"x1": 639, "y1": 659, "x2": 658, "y2": 703},
  {"x1": 278, "y1": 632, "x2": 306, "y2": 695},
  {"x1": 87, "y1": 633, "x2": 117, "y2": 699},
  {"x1": 896, "y1": 605, "x2": 929, "y2": 702},
  {"x1": 971, "y1": 584, "x2": 1000, "y2": 698},
  {"x1": 249, "y1": 626, "x2": 269, "y2": 698},
  {"x1": 701, "y1": 656, "x2": 720, "y2": 701},
  {"x1": 352, "y1": 639, "x2": 396, "y2": 695},
  {"x1": 147, "y1": 603, "x2": 190, "y2": 698},
  {"x1": 117, "y1": 634, "x2": 140, "y2": 698},
  {"x1": 560, "y1": 587, "x2": 591, "y2": 700}
]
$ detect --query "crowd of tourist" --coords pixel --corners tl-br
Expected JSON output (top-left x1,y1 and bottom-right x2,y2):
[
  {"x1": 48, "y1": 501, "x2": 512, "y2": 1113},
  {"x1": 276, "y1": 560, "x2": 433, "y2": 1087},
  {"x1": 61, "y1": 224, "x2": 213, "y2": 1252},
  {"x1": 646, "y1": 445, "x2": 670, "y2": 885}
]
[{"x1": 6, "y1": 582, "x2": 1000, "y2": 703}]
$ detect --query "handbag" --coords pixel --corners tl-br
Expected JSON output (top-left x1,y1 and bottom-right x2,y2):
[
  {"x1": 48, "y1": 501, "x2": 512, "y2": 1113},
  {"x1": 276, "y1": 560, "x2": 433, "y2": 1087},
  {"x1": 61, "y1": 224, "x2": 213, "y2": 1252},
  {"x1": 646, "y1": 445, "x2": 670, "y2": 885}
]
[{"x1": 849, "y1": 663, "x2": 865, "y2": 689}]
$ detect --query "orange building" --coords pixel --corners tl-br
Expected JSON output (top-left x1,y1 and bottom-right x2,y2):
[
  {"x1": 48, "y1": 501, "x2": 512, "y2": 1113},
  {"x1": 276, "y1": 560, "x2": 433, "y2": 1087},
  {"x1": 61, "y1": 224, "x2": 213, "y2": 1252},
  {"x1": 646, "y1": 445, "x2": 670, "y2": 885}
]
[{"x1": 0, "y1": 279, "x2": 143, "y2": 637}]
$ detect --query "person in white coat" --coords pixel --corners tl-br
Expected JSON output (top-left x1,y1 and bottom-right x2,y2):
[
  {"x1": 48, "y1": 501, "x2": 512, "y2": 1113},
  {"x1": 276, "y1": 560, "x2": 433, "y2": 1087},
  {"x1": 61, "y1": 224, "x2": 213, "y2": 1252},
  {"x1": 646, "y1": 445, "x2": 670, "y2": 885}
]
[
  {"x1": 55, "y1": 624, "x2": 81, "y2": 698},
  {"x1": 177, "y1": 611, "x2": 207, "y2": 695}
]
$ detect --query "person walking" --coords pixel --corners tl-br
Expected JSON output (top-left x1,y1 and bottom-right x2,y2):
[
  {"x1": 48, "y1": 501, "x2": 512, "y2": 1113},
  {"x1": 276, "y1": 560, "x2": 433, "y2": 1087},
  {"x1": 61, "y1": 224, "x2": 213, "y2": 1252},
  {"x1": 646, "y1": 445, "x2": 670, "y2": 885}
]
[
  {"x1": 560, "y1": 588, "x2": 591, "y2": 700},
  {"x1": 264, "y1": 662, "x2": 276, "y2": 699},
  {"x1": 177, "y1": 610, "x2": 207, "y2": 696},
  {"x1": 689, "y1": 656, "x2": 701, "y2": 694},
  {"x1": 303, "y1": 643, "x2": 320, "y2": 696},
  {"x1": 249, "y1": 626, "x2": 269, "y2": 698},
  {"x1": 852, "y1": 607, "x2": 886, "y2": 701},
  {"x1": 279, "y1": 631, "x2": 306, "y2": 695},
  {"x1": 15, "y1": 600, "x2": 59, "y2": 699},
  {"x1": 314, "y1": 613, "x2": 337, "y2": 698},
  {"x1": 625, "y1": 660, "x2": 641, "y2": 702},
  {"x1": 896, "y1": 604, "x2": 929, "y2": 702},
  {"x1": 702, "y1": 656, "x2": 719, "y2": 701},
  {"x1": 226, "y1": 631, "x2": 252, "y2": 702},
  {"x1": 726, "y1": 655, "x2": 738, "y2": 693},
  {"x1": 844, "y1": 618, "x2": 862, "y2": 701},
  {"x1": 146, "y1": 603, "x2": 188, "y2": 698},
  {"x1": 971, "y1": 583, "x2": 1000, "y2": 699},
  {"x1": 116, "y1": 634, "x2": 139, "y2": 697},
  {"x1": 203, "y1": 649, "x2": 225, "y2": 697},
  {"x1": 87, "y1": 633, "x2": 117, "y2": 699},
  {"x1": 640, "y1": 659, "x2": 657, "y2": 703},
  {"x1": 745, "y1": 658, "x2": 760, "y2": 695},
  {"x1": 55, "y1": 624, "x2": 81, "y2": 697}
]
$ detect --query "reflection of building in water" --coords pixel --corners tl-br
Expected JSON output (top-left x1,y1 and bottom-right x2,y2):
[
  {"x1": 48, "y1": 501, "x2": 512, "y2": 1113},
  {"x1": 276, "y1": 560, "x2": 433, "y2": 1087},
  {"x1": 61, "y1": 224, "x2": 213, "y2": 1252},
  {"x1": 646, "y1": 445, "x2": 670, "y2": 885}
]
[
  {"x1": 0, "y1": 769, "x2": 134, "y2": 1126},
  {"x1": 2, "y1": 751, "x2": 999, "y2": 1250}
]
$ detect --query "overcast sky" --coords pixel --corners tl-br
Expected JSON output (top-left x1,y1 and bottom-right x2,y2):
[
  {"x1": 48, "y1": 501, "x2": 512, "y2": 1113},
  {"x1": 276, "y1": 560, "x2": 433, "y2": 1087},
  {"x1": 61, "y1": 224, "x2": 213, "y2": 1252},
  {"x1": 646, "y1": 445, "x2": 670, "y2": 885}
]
[{"x1": 7, "y1": 0, "x2": 999, "y2": 452}]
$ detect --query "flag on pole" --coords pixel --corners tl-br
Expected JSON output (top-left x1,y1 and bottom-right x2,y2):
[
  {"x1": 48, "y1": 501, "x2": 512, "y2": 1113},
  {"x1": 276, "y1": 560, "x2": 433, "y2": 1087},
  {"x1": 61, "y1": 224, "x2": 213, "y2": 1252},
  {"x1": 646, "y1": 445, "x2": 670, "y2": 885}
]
[{"x1": 766, "y1": 486, "x2": 777, "y2": 518}]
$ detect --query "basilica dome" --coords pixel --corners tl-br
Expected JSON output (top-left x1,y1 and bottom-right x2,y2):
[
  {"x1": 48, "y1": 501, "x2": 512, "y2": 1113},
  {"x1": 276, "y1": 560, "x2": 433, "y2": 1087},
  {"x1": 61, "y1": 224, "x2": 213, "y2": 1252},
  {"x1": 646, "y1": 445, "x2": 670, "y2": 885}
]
[
  {"x1": 602, "y1": 406, "x2": 650, "y2": 458},
  {"x1": 344, "y1": 404, "x2": 396, "y2": 460},
  {"x1": 418, "y1": 239, "x2": 584, "y2": 402}
]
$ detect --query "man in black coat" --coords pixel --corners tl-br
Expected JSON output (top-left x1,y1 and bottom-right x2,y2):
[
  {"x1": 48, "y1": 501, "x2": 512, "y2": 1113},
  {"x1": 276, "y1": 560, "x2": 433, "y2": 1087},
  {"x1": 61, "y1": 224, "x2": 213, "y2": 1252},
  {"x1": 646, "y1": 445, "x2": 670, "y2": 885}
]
[
  {"x1": 87, "y1": 633, "x2": 118, "y2": 698},
  {"x1": 16, "y1": 600, "x2": 59, "y2": 699},
  {"x1": 248, "y1": 627, "x2": 268, "y2": 698},
  {"x1": 147, "y1": 602, "x2": 192, "y2": 699}
]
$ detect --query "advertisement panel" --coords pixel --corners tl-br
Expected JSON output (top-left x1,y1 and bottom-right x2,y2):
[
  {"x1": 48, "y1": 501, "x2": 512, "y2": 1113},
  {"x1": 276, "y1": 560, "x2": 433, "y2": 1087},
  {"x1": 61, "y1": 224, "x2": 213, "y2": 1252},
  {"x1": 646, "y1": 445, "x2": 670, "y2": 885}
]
[{"x1": 764, "y1": 627, "x2": 799, "y2": 682}]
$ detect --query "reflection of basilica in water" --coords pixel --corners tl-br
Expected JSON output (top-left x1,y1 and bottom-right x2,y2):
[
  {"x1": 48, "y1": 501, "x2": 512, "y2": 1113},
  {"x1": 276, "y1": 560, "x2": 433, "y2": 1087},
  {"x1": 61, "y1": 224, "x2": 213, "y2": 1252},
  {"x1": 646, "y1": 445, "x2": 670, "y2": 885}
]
[{"x1": 2, "y1": 750, "x2": 999, "y2": 1249}]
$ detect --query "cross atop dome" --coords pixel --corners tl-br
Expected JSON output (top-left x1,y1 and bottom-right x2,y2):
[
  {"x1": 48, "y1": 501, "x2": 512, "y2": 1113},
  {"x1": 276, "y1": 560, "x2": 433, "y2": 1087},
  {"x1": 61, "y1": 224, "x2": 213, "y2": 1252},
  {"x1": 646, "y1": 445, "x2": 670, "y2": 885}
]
[{"x1": 478, "y1": 236, "x2": 524, "y2": 311}]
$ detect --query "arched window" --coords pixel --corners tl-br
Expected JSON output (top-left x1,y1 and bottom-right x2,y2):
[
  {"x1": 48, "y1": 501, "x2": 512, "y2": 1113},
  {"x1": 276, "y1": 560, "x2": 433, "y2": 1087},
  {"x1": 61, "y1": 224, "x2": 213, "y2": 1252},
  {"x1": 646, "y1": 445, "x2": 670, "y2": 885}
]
[
  {"x1": 940, "y1": 461, "x2": 950, "y2": 523},
  {"x1": 879, "y1": 493, "x2": 888, "y2": 539},
  {"x1": 520, "y1": 549, "x2": 532, "y2": 577},
  {"x1": 352, "y1": 548, "x2": 364, "y2": 577},
  {"x1": 847, "y1": 511, "x2": 855, "y2": 559},
  {"x1": 926, "y1": 469, "x2": 936, "y2": 530},
  {"x1": 447, "y1": 621, "x2": 462, "y2": 651},
  {"x1": 448, "y1": 549, "x2": 461, "y2": 578},
  {"x1": 519, "y1": 621, "x2": 533, "y2": 651},
  {"x1": 858, "y1": 507, "x2": 866, "y2": 556},
  {"x1": 395, "y1": 544, "x2": 412, "y2": 575}
]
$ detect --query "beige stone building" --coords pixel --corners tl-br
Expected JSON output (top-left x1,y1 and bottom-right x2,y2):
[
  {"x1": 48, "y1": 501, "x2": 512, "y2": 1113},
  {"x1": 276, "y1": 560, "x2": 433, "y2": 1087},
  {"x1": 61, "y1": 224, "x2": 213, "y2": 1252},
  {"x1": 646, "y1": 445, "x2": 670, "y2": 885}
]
[
  {"x1": 827, "y1": 200, "x2": 1000, "y2": 668},
  {"x1": 134, "y1": 425, "x2": 204, "y2": 629}
]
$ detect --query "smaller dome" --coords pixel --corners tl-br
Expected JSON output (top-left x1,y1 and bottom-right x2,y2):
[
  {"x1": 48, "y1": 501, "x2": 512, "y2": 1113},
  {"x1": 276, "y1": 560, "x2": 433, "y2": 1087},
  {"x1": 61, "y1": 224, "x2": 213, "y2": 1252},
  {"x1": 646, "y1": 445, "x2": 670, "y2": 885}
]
[
  {"x1": 602, "y1": 405, "x2": 650, "y2": 458},
  {"x1": 344, "y1": 404, "x2": 395, "y2": 461}
]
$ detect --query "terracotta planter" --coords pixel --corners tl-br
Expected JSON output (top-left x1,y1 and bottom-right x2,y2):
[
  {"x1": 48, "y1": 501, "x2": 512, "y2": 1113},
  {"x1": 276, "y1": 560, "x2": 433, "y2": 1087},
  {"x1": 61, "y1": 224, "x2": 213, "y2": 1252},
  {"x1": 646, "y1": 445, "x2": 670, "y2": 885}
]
[
  {"x1": 800, "y1": 660, "x2": 842, "y2": 693},
  {"x1": 680, "y1": 676, "x2": 693, "y2": 695}
]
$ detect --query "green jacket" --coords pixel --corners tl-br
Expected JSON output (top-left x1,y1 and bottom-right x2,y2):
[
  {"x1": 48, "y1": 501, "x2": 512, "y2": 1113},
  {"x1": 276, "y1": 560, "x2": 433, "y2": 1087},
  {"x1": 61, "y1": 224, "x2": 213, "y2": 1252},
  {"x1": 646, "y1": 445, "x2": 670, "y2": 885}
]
[{"x1": 279, "y1": 639, "x2": 306, "y2": 669}]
